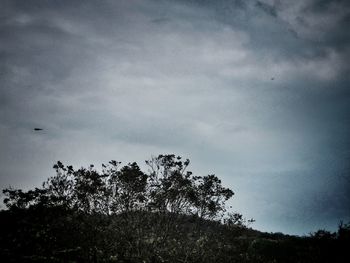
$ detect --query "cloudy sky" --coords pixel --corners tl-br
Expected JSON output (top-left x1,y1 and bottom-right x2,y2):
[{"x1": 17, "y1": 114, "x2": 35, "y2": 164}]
[{"x1": 0, "y1": 0, "x2": 349, "y2": 235}]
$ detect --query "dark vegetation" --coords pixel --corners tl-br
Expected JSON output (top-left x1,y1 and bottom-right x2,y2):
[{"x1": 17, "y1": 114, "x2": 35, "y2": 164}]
[{"x1": 0, "y1": 154, "x2": 349, "y2": 262}]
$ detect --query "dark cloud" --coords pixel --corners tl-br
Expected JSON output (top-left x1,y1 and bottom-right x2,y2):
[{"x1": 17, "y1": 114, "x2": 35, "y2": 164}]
[{"x1": 255, "y1": 1, "x2": 278, "y2": 17}]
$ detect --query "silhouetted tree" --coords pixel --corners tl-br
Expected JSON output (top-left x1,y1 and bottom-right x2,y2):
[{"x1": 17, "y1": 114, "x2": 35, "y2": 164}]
[
  {"x1": 43, "y1": 161, "x2": 74, "y2": 208},
  {"x1": 193, "y1": 174, "x2": 234, "y2": 219},
  {"x1": 146, "y1": 154, "x2": 193, "y2": 213},
  {"x1": 110, "y1": 162, "x2": 148, "y2": 212}
]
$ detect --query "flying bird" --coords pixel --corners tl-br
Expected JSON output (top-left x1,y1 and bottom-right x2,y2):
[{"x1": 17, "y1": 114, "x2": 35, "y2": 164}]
[
  {"x1": 34, "y1": 128, "x2": 43, "y2": 131},
  {"x1": 271, "y1": 77, "x2": 275, "y2": 80}
]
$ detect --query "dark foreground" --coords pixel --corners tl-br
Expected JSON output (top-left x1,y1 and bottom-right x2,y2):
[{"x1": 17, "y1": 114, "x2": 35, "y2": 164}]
[{"x1": 0, "y1": 207, "x2": 349, "y2": 263}]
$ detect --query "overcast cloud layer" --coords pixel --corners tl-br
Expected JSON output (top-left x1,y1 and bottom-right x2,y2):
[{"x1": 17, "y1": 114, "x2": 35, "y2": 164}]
[{"x1": 0, "y1": 0, "x2": 349, "y2": 235}]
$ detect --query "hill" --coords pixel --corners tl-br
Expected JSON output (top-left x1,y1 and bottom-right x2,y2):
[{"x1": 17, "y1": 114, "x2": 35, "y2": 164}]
[
  {"x1": 1, "y1": 154, "x2": 349, "y2": 262},
  {"x1": 1, "y1": 207, "x2": 349, "y2": 263}
]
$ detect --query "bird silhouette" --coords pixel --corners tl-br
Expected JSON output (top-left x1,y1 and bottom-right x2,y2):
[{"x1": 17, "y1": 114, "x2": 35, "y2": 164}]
[{"x1": 34, "y1": 128, "x2": 43, "y2": 131}]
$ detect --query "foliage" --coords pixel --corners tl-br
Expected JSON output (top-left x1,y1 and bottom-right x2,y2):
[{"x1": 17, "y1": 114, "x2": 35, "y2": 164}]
[
  {"x1": 224, "y1": 212, "x2": 256, "y2": 228},
  {"x1": 1, "y1": 154, "x2": 348, "y2": 262},
  {"x1": 3, "y1": 155, "x2": 234, "y2": 220}
]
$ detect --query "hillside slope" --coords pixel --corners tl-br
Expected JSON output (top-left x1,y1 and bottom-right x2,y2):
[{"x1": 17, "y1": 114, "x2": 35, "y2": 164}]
[{"x1": 1, "y1": 207, "x2": 349, "y2": 263}]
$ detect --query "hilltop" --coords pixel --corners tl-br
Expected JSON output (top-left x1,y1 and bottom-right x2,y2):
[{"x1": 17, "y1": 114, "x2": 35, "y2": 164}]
[{"x1": 0, "y1": 154, "x2": 349, "y2": 262}]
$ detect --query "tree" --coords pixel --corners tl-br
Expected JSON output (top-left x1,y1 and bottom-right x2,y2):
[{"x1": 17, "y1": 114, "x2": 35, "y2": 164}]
[
  {"x1": 110, "y1": 162, "x2": 148, "y2": 212},
  {"x1": 3, "y1": 187, "x2": 48, "y2": 210},
  {"x1": 43, "y1": 161, "x2": 74, "y2": 208},
  {"x1": 224, "y1": 212, "x2": 255, "y2": 228},
  {"x1": 193, "y1": 174, "x2": 234, "y2": 219},
  {"x1": 72, "y1": 164, "x2": 108, "y2": 214},
  {"x1": 146, "y1": 154, "x2": 196, "y2": 214}
]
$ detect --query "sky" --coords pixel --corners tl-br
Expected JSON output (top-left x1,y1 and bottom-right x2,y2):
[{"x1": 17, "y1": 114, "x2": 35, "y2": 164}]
[{"x1": 0, "y1": 0, "x2": 349, "y2": 235}]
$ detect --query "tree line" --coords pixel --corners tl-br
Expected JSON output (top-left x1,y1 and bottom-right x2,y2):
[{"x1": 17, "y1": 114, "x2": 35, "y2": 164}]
[
  {"x1": 3, "y1": 154, "x2": 238, "y2": 221},
  {"x1": 1, "y1": 154, "x2": 257, "y2": 262},
  {"x1": 1, "y1": 154, "x2": 349, "y2": 262}
]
